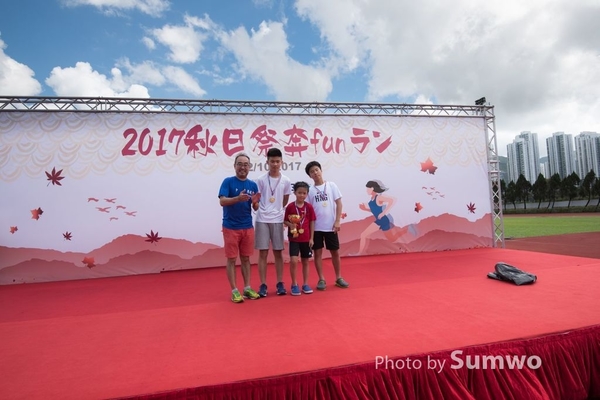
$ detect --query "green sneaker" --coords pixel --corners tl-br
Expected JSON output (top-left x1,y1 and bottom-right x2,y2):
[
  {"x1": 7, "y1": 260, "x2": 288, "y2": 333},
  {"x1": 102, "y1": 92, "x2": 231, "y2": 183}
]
[
  {"x1": 231, "y1": 289, "x2": 244, "y2": 303},
  {"x1": 316, "y1": 279, "x2": 326, "y2": 291},
  {"x1": 335, "y1": 278, "x2": 349, "y2": 288},
  {"x1": 243, "y1": 288, "x2": 260, "y2": 300}
]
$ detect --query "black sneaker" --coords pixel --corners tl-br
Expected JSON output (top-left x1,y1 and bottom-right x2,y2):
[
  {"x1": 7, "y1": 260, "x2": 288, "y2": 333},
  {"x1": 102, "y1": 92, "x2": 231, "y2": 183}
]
[
  {"x1": 258, "y1": 283, "x2": 268, "y2": 297},
  {"x1": 276, "y1": 281, "x2": 287, "y2": 295}
]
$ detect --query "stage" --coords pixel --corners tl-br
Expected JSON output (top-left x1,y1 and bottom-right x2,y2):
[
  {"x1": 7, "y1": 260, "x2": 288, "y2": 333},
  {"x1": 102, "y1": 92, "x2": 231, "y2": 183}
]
[{"x1": 1, "y1": 247, "x2": 599, "y2": 399}]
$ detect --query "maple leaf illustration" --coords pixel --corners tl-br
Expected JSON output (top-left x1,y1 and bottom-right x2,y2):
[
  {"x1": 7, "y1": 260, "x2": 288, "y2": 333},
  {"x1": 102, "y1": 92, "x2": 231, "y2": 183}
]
[
  {"x1": 45, "y1": 167, "x2": 65, "y2": 186},
  {"x1": 414, "y1": 202, "x2": 423, "y2": 213},
  {"x1": 10, "y1": 226, "x2": 18, "y2": 234},
  {"x1": 145, "y1": 230, "x2": 162, "y2": 244},
  {"x1": 420, "y1": 158, "x2": 438, "y2": 174},
  {"x1": 340, "y1": 212, "x2": 347, "y2": 219},
  {"x1": 82, "y1": 256, "x2": 95, "y2": 269},
  {"x1": 63, "y1": 231, "x2": 72, "y2": 241},
  {"x1": 467, "y1": 202, "x2": 476, "y2": 213},
  {"x1": 31, "y1": 207, "x2": 44, "y2": 220}
]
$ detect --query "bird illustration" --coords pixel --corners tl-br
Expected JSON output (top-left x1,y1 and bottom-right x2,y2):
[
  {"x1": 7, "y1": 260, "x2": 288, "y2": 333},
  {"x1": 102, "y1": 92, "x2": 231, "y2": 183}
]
[
  {"x1": 87, "y1": 197, "x2": 99, "y2": 202},
  {"x1": 104, "y1": 198, "x2": 117, "y2": 203},
  {"x1": 96, "y1": 207, "x2": 111, "y2": 213},
  {"x1": 125, "y1": 211, "x2": 137, "y2": 217},
  {"x1": 109, "y1": 217, "x2": 119, "y2": 221},
  {"x1": 116, "y1": 205, "x2": 126, "y2": 210}
]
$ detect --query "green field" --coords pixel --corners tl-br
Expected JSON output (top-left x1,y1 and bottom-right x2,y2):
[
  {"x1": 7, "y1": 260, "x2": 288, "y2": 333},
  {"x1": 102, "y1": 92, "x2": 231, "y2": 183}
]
[{"x1": 502, "y1": 215, "x2": 600, "y2": 238}]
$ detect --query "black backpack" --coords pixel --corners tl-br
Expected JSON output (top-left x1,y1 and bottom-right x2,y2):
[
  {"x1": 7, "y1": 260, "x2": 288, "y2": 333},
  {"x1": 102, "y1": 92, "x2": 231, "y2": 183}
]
[{"x1": 487, "y1": 262, "x2": 537, "y2": 285}]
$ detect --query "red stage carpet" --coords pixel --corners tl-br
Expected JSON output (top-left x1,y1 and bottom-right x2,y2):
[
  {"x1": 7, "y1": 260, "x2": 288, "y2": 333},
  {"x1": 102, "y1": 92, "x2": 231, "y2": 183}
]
[{"x1": 1, "y1": 248, "x2": 599, "y2": 399}]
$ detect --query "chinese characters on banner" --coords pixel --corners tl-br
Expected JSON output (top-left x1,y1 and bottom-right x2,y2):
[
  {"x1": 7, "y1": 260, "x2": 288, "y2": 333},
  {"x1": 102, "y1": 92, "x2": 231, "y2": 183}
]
[{"x1": 121, "y1": 123, "x2": 393, "y2": 159}]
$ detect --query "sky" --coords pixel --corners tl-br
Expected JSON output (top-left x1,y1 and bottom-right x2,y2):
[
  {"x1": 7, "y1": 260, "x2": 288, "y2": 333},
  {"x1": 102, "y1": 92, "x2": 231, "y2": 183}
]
[{"x1": 1, "y1": 0, "x2": 599, "y2": 157}]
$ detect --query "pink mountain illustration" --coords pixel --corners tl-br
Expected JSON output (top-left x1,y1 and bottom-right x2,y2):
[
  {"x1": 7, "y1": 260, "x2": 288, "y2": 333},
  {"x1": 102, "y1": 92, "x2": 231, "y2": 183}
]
[
  {"x1": 89, "y1": 234, "x2": 220, "y2": 264},
  {"x1": 0, "y1": 234, "x2": 220, "y2": 270}
]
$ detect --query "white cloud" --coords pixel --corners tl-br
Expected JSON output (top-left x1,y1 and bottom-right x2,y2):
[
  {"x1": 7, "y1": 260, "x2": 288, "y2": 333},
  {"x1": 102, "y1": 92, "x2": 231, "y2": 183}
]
[
  {"x1": 117, "y1": 59, "x2": 166, "y2": 86},
  {"x1": 0, "y1": 38, "x2": 42, "y2": 95},
  {"x1": 252, "y1": 0, "x2": 275, "y2": 7},
  {"x1": 151, "y1": 15, "x2": 215, "y2": 64},
  {"x1": 413, "y1": 95, "x2": 433, "y2": 105},
  {"x1": 162, "y1": 66, "x2": 206, "y2": 97},
  {"x1": 118, "y1": 59, "x2": 205, "y2": 96},
  {"x1": 142, "y1": 37, "x2": 156, "y2": 50},
  {"x1": 45, "y1": 62, "x2": 150, "y2": 97},
  {"x1": 184, "y1": 14, "x2": 218, "y2": 31},
  {"x1": 219, "y1": 21, "x2": 332, "y2": 101},
  {"x1": 295, "y1": 0, "x2": 366, "y2": 72},
  {"x1": 292, "y1": 0, "x2": 600, "y2": 155},
  {"x1": 152, "y1": 25, "x2": 203, "y2": 63},
  {"x1": 61, "y1": 0, "x2": 170, "y2": 17},
  {"x1": 45, "y1": 60, "x2": 206, "y2": 98}
]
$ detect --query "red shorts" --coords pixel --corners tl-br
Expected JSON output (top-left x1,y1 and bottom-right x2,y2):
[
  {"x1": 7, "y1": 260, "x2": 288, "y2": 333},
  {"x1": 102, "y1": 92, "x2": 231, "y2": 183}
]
[{"x1": 222, "y1": 227, "x2": 255, "y2": 259}]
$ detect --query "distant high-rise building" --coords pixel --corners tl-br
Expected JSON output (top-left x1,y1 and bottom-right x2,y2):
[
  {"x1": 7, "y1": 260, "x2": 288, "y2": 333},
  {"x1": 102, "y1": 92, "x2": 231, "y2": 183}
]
[
  {"x1": 540, "y1": 156, "x2": 549, "y2": 179},
  {"x1": 574, "y1": 131, "x2": 600, "y2": 178},
  {"x1": 497, "y1": 156, "x2": 508, "y2": 182},
  {"x1": 546, "y1": 132, "x2": 576, "y2": 179},
  {"x1": 507, "y1": 131, "x2": 540, "y2": 183}
]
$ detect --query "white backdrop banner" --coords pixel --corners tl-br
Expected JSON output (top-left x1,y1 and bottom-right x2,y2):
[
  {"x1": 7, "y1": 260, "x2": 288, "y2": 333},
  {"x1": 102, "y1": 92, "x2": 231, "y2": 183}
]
[{"x1": 0, "y1": 111, "x2": 493, "y2": 284}]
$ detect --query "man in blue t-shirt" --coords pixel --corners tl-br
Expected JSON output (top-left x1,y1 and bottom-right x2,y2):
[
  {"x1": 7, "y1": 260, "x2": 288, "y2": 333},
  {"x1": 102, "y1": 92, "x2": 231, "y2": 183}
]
[{"x1": 218, "y1": 152, "x2": 261, "y2": 303}]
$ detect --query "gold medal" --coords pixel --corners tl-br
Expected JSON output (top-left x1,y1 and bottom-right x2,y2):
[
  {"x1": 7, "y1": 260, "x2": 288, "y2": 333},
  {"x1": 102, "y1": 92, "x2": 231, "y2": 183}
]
[
  {"x1": 298, "y1": 229, "x2": 304, "y2": 234},
  {"x1": 322, "y1": 201, "x2": 328, "y2": 207},
  {"x1": 268, "y1": 176, "x2": 281, "y2": 205}
]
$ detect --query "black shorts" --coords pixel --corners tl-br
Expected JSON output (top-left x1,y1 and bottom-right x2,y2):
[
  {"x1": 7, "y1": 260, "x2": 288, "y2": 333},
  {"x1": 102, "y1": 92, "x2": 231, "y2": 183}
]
[
  {"x1": 289, "y1": 241, "x2": 313, "y2": 258},
  {"x1": 312, "y1": 231, "x2": 340, "y2": 251}
]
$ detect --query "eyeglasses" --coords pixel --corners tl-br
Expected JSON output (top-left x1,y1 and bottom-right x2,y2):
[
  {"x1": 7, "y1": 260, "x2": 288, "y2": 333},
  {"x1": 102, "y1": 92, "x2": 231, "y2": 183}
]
[{"x1": 236, "y1": 163, "x2": 251, "y2": 168}]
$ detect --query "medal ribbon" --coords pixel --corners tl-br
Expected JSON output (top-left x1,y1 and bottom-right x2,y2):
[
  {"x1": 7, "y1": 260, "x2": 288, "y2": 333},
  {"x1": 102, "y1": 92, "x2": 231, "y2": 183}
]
[
  {"x1": 268, "y1": 175, "x2": 281, "y2": 198},
  {"x1": 295, "y1": 204, "x2": 306, "y2": 230},
  {"x1": 314, "y1": 183, "x2": 327, "y2": 201}
]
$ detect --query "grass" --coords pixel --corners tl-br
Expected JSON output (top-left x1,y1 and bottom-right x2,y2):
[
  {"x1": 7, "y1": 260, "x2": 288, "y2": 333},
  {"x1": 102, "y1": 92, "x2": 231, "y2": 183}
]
[{"x1": 503, "y1": 214, "x2": 600, "y2": 238}]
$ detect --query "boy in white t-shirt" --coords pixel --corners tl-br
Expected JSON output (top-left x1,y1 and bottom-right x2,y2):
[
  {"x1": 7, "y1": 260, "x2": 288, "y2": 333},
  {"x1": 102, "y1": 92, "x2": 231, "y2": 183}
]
[
  {"x1": 254, "y1": 148, "x2": 292, "y2": 296},
  {"x1": 305, "y1": 161, "x2": 349, "y2": 290}
]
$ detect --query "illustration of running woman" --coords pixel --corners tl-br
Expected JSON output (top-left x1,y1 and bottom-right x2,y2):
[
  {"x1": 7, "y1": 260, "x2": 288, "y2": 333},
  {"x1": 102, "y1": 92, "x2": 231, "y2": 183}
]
[{"x1": 357, "y1": 180, "x2": 417, "y2": 255}]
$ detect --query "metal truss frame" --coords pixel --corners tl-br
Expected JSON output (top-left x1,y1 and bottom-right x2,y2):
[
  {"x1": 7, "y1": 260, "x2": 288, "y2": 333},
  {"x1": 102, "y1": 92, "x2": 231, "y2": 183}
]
[
  {"x1": 0, "y1": 96, "x2": 504, "y2": 247},
  {"x1": 480, "y1": 105, "x2": 505, "y2": 248}
]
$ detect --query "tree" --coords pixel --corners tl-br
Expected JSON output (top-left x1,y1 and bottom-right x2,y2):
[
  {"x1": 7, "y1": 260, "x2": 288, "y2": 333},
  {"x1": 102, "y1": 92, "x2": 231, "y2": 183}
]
[
  {"x1": 531, "y1": 174, "x2": 547, "y2": 209},
  {"x1": 560, "y1": 172, "x2": 580, "y2": 208},
  {"x1": 547, "y1": 173, "x2": 562, "y2": 209},
  {"x1": 500, "y1": 179, "x2": 507, "y2": 211},
  {"x1": 506, "y1": 181, "x2": 518, "y2": 209},
  {"x1": 516, "y1": 174, "x2": 532, "y2": 209},
  {"x1": 593, "y1": 178, "x2": 600, "y2": 211},
  {"x1": 581, "y1": 170, "x2": 597, "y2": 208}
]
